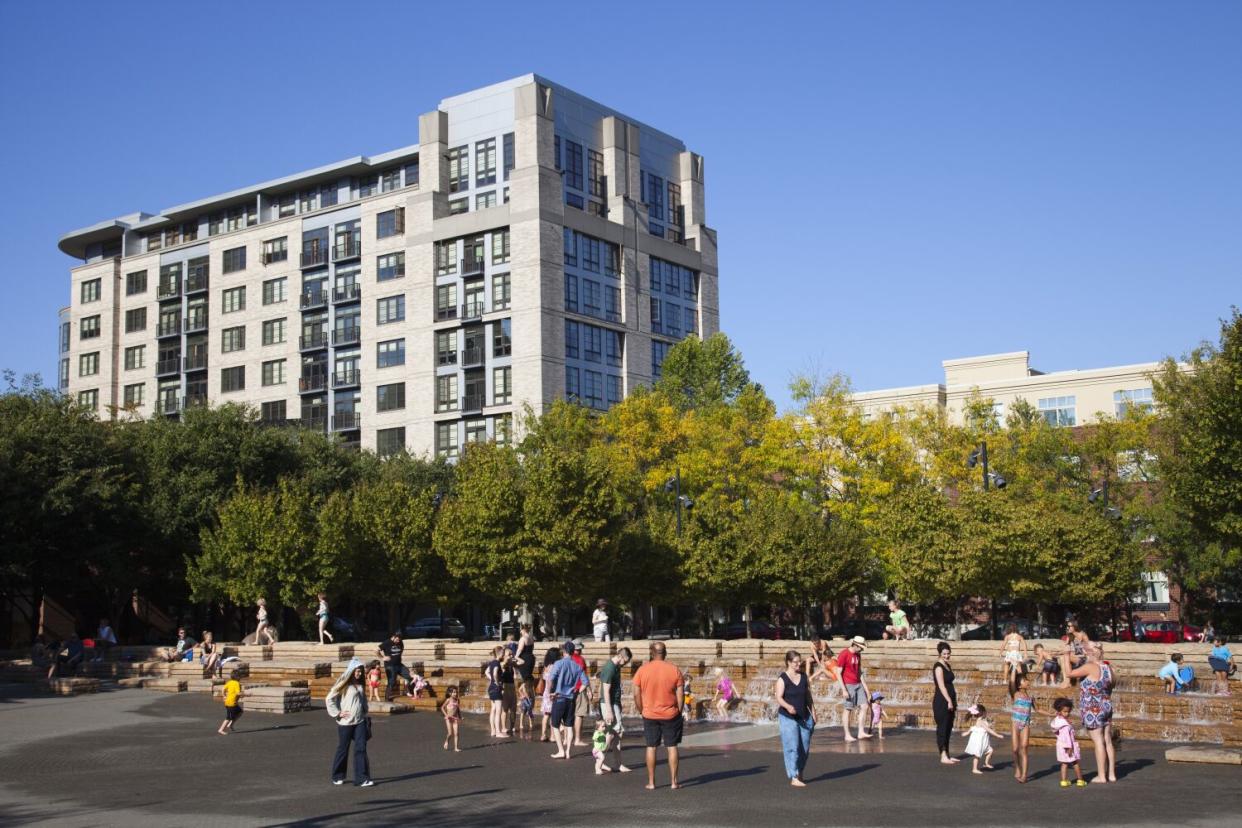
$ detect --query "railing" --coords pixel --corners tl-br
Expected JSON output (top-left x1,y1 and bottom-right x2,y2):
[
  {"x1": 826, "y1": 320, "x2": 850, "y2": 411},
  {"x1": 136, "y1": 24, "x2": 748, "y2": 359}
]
[
  {"x1": 299, "y1": 373, "x2": 327, "y2": 392},
  {"x1": 185, "y1": 274, "x2": 209, "y2": 293},
  {"x1": 183, "y1": 316, "x2": 208, "y2": 333},
  {"x1": 461, "y1": 347, "x2": 484, "y2": 367},
  {"x1": 461, "y1": 301, "x2": 485, "y2": 320},
  {"x1": 157, "y1": 281, "x2": 181, "y2": 300},
  {"x1": 332, "y1": 283, "x2": 361, "y2": 303},
  {"x1": 435, "y1": 306, "x2": 458, "y2": 322},
  {"x1": 461, "y1": 394, "x2": 484, "y2": 413},
  {"x1": 301, "y1": 414, "x2": 328, "y2": 432},
  {"x1": 300, "y1": 247, "x2": 329, "y2": 268},
  {"x1": 332, "y1": 238, "x2": 361, "y2": 261},
  {"x1": 300, "y1": 290, "x2": 327, "y2": 309},
  {"x1": 332, "y1": 412, "x2": 361, "y2": 431},
  {"x1": 461, "y1": 255, "x2": 485, "y2": 274},
  {"x1": 156, "y1": 357, "x2": 181, "y2": 376},
  {"x1": 332, "y1": 327, "x2": 361, "y2": 345},
  {"x1": 332, "y1": 368, "x2": 360, "y2": 388},
  {"x1": 183, "y1": 353, "x2": 208, "y2": 371},
  {"x1": 156, "y1": 320, "x2": 181, "y2": 338},
  {"x1": 299, "y1": 331, "x2": 328, "y2": 350},
  {"x1": 160, "y1": 395, "x2": 179, "y2": 415}
]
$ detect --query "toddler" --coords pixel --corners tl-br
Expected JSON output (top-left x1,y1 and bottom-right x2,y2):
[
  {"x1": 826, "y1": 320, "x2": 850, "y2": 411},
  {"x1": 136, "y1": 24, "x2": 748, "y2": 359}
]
[
  {"x1": 682, "y1": 671, "x2": 696, "y2": 718},
  {"x1": 592, "y1": 719, "x2": 610, "y2": 774},
  {"x1": 1051, "y1": 697, "x2": 1085, "y2": 787},
  {"x1": 442, "y1": 686, "x2": 462, "y2": 752},
  {"x1": 1034, "y1": 644, "x2": 1060, "y2": 687},
  {"x1": 409, "y1": 671, "x2": 428, "y2": 698},
  {"x1": 868, "y1": 691, "x2": 888, "y2": 738},
  {"x1": 516, "y1": 680, "x2": 534, "y2": 733},
  {"x1": 217, "y1": 669, "x2": 244, "y2": 735},
  {"x1": 367, "y1": 660, "x2": 382, "y2": 702},
  {"x1": 712, "y1": 667, "x2": 736, "y2": 719},
  {"x1": 962, "y1": 703, "x2": 1002, "y2": 774}
]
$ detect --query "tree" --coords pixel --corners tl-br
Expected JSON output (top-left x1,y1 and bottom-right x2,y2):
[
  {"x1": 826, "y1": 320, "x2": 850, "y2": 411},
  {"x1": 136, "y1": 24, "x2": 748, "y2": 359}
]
[{"x1": 655, "y1": 332, "x2": 761, "y2": 410}]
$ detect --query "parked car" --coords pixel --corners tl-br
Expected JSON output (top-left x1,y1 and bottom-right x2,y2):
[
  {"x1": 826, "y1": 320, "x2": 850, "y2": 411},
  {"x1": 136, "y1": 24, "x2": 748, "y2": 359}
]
[
  {"x1": 722, "y1": 620, "x2": 794, "y2": 640},
  {"x1": 328, "y1": 616, "x2": 369, "y2": 642},
  {"x1": 404, "y1": 617, "x2": 469, "y2": 641},
  {"x1": 1120, "y1": 620, "x2": 1202, "y2": 644},
  {"x1": 961, "y1": 619, "x2": 1059, "y2": 641}
]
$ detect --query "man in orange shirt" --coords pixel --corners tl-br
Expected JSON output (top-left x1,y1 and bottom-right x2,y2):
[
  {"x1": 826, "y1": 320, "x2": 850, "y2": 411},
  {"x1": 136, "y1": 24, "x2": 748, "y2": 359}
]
[{"x1": 631, "y1": 641, "x2": 684, "y2": 790}]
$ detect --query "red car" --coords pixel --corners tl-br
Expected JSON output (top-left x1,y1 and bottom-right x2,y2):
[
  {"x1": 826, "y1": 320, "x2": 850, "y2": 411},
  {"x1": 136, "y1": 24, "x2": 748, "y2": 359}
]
[{"x1": 1121, "y1": 620, "x2": 1202, "y2": 644}]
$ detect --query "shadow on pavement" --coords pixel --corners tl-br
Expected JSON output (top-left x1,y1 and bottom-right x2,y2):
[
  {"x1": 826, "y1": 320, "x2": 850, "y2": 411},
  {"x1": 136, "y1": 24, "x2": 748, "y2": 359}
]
[
  {"x1": 805, "y1": 762, "x2": 879, "y2": 782},
  {"x1": 679, "y1": 764, "x2": 768, "y2": 787}
]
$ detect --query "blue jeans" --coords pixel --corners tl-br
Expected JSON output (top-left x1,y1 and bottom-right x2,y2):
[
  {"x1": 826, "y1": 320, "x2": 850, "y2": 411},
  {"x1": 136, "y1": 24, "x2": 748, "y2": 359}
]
[
  {"x1": 331, "y1": 722, "x2": 370, "y2": 784},
  {"x1": 778, "y1": 715, "x2": 814, "y2": 780}
]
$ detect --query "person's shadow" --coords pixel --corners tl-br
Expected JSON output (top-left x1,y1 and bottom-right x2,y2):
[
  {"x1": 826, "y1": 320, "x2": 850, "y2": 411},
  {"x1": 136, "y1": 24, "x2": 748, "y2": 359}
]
[
  {"x1": 1114, "y1": 758, "x2": 1154, "y2": 780},
  {"x1": 678, "y1": 765, "x2": 767, "y2": 787},
  {"x1": 805, "y1": 763, "x2": 878, "y2": 782}
]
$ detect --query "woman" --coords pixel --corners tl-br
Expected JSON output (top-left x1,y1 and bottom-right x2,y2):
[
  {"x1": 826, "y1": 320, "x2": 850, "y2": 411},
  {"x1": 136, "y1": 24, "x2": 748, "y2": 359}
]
[
  {"x1": 498, "y1": 646, "x2": 518, "y2": 735},
  {"x1": 592, "y1": 600, "x2": 610, "y2": 642},
  {"x1": 486, "y1": 646, "x2": 505, "y2": 738},
  {"x1": 1066, "y1": 643, "x2": 1116, "y2": 783},
  {"x1": 326, "y1": 659, "x2": 373, "y2": 787},
  {"x1": 255, "y1": 598, "x2": 275, "y2": 646},
  {"x1": 200, "y1": 631, "x2": 221, "y2": 679},
  {"x1": 932, "y1": 641, "x2": 958, "y2": 764},
  {"x1": 1059, "y1": 621, "x2": 1089, "y2": 688},
  {"x1": 773, "y1": 650, "x2": 815, "y2": 786},
  {"x1": 316, "y1": 593, "x2": 334, "y2": 645},
  {"x1": 536, "y1": 646, "x2": 561, "y2": 742}
]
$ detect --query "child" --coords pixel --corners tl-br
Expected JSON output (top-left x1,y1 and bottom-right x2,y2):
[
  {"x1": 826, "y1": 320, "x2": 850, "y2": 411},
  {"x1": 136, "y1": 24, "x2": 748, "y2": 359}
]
[
  {"x1": 366, "y1": 660, "x2": 382, "y2": 702},
  {"x1": 1051, "y1": 697, "x2": 1086, "y2": 787},
  {"x1": 217, "y1": 669, "x2": 243, "y2": 735},
  {"x1": 1010, "y1": 669, "x2": 1035, "y2": 783},
  {"x1": 516, "y1": 680, "x2": 534, "y2": 734},
  {"x1": 316, "y1": 592, "x2": 334, "y2": 644},
  {"x1": 592, "y1": 719, "x2": 610, "y2": 774},
  {"x1": 868, "y1": 691, "x2": 888, "y2": 738},
  {"x1": 442, "y1": 685, "x2": 461, "y2": 752},
  {"x1": 1209, "y1": 637, "x2": 1235, "y2": 696},
  {"x1": 712, "y1": 667, "x2": 735, "y2": 719},
  {"x1": 962, "y1": 703, "x2": 1002, "y2": 775},
  {"x1": 409, "y1": 671, "x2": 428, "y2": 699},
  {"x1": 682, "y1": 670, "x2": 696, "y2": 719},
  {"x1": 1000, "y1": 623, "x2": 1026, "y2": 683},
  {"x1": 1159, "y1": 653, "x2": 1193, "y2": 694},
  {"x1": 1034, "y1": 644, "x2": 1060, "y2": 687}
]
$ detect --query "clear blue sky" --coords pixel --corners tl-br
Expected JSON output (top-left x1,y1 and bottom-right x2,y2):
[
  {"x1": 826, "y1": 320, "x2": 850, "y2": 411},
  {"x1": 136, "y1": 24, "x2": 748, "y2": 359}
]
[{"x1": 2, "y1": 1, "x2": 1238, "y2": 410}]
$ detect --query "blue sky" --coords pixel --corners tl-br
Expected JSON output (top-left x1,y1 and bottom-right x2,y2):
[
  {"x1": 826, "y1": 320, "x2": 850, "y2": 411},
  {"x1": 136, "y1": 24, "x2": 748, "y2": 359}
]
[{"x1": 1, "y1": 1, "x2": 1238, "y2": 410}]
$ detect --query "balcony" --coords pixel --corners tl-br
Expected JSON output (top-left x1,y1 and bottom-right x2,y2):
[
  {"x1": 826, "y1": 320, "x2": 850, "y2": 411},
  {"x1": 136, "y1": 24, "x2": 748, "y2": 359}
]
[
  {"x1": 156, "y1": 357, "x2": 181, "y2": 377},
  {"x1": 157, "y1": 281, "x2": 181, "y2": 300},
  {"x1": 332, "y1": 283, "x2": 361, "y2": 304},
  {"x1": 301, "y1": 412, "x2": 328, "y2": 432},
  {"x1": 332, "y1": 412, "x2": 361, "y2": 431},
  {"x1": 183, "y1": 353, "x2": 208, "y2": 371},
  {"x1": 461, "y1": 255, "x2": 485, "y2": 275},
  {"x1": 332, "y1": 327, "x2": 361, "y2": 346},
  {"x1": 159, "y1": 395, "x2": 179, "y2": 416},
  {"x1": 299, "y1": 331, "x2": 328, "y2": 350},
  {"x1": 332, "y1": 237, "x2": 361, "y2": 262},
  {"x1": 435, "y1": 306, "x2": 458, "y2": 322},
  {"x1": 332, "y1": 368, "x2": 360, "y2": 389},
  {"x1": 461, "y1": 301, "x2": 485, "y2": 321},
  {"x1": 461, "y1": 394, "x2": 484, "y2": 413},
  {"x1": 185, "y1": 273, "x2": 209, "y2": 294},
  {"x1": 300, "y1": 289, "x2": 328, "y2": 310},
  {"x1": 461, "y1": 347, "x2": 484, "y2": 368},
  {"x1": 156, "y1": 320, "x2": 182, "y2": 338},
  {"x1": 300, "y1": 247, "x2": 329, "y2": 269},
  {"x1": 183, "y1": 316, "x2": 208, "y2": 334},
  {"x1": 299, "y1": 372, "x2": 328, "y2": 393}
]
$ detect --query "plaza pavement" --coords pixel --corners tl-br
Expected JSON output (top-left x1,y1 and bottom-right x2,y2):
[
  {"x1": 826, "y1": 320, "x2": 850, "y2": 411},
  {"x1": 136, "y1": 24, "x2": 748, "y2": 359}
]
[{"x1": 0, "y1": 685, "x2": 1238, "y2": 827}]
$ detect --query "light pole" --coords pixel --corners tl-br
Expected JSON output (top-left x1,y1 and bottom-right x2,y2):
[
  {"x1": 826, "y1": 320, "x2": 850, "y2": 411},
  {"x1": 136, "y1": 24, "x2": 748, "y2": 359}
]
[
  {"x1": 967, "y1": 441, "x2": 1007, "y2": 490},
  {"x1": 663, "y1": 469, "x2": 693, "y2": 535},
  {"x1": 1089, "y1": 481, "x2": 1122, "y2": 520}
]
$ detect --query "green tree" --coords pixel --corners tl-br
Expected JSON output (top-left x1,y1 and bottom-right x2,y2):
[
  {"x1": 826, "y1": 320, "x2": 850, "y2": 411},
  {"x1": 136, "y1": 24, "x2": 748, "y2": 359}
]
[{"x1": 655, "y1": 332, "x2": 761, "y2": 410}]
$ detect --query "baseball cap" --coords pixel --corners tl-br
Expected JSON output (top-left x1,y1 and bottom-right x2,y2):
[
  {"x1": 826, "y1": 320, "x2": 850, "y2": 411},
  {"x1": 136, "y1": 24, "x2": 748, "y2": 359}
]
[{"x1": 562, "y1": 640, "x2": 576, "y2": 654}]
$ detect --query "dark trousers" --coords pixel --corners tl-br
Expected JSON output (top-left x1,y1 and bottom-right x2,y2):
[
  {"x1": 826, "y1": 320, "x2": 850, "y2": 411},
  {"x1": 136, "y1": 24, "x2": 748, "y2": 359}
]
[
  {"x1": 331, "y1": 723, "x2": 370, "y2": 784},
  {"x1": 385, "y1": 664, "x2": 411, "y2": 696},
  {"x1": 933, "y1": 702, "x2": 954, "y2": 755}
]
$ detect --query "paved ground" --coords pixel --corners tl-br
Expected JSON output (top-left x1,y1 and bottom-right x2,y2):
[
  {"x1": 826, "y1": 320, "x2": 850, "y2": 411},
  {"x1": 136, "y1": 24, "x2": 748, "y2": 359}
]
[{"x1": 1, "y1": 685, "x2": 1239, "y2": 827}]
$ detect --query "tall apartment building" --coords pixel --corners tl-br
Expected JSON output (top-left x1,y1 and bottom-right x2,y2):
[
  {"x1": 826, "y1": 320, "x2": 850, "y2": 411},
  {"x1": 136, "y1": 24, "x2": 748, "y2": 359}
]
[{"x1": 56, "y1": 75, "x2": 718, "y2": 457}]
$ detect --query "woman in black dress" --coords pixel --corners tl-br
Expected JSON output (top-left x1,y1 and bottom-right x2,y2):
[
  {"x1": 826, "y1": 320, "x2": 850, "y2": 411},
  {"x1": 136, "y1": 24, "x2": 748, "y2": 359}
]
[{"x1": 932, "y1": 641, "x2": 958, "y2": 764}]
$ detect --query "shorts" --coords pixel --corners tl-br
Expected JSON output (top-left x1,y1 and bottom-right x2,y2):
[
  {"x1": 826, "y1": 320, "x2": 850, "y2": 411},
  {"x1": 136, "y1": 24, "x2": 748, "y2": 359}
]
[
  {"x1": 642, "y1": 715, "x2": 684, "y2": 748},
  {"x1": 574, "y1": 690, "x2": 590, "y2": 718},
  {"x1": 487, "y1": 684, "x2": 503, "y2": 702},
  {"x1": 599, "y1": 702, "x2": 624, "y2": 736},
  {"x1": 225, "y1": 705, "x2": 242, "y2": 722},
  {"x1": 842, "y1": 683, "x2": 866, "y2": 710},
  {"x1": 550, "y1": 696, "x2": 575, "y2": 729},
  {"x1": 501, "y1": 683, "x2": 517, "y2": 709},
  {"x1": 1209, "y1": 657, "x2": 1230, "y2": 673}
]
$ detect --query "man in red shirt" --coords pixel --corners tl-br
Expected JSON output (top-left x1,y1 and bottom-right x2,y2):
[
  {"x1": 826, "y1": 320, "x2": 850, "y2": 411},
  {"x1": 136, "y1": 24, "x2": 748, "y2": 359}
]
[
  {"x1": 632, "y1": 641, "x2": 684, "y2": 790},
  {"x1": 836, "y1": 635, "x2": 872, "y2": 741}
]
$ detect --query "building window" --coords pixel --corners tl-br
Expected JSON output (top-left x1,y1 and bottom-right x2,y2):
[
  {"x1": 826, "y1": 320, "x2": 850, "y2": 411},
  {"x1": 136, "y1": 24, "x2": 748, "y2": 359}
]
[
  {"x1": 564, "y1": 140, "x2": 584, "y2": 190},
  {"x1": 222, "y1": 246, "x2": 247, "y2": 274},
  {"x1": 476, "y1": 138, "x2": 497, "y2": 186},
  {"x1": 554, "y1": 135, "x2": 561, "y2": 170},
  {"x1": 81, "y1": 279, "x2": 101, "y2": 304},
  {"x1": 492, "y1": 273, "x2": 511, "y2": 310},
  {"x1": 262, "y1": 318, "x2": 286, "y2": 345},
  {"x1": 493, "y1": 318, "x2": 511, "y2": 357},
  {"x1": 652, "y1": 340, "x2": 670, "y2": 377},
  {"x1": 583, "y1": 280, "x2": 601, "y2": 318},
  {"x1": 79, "y1": 352, "x2": 99, "y2": 377},
  {"x1": 58, "y1": 358, "x2": 69, "y2": 389},
  {"x1": 436, "y1": 422, "x2": 459, "y2": 459},
  {"x1": 490, "y1": 229, "x2": 510, "y2": 264},
  {"x1": 357, "y1": 175, "x2": 378, "y2": 198},
  {"x1": 261, "y1": 359, "x2": 286, "y2": 387},
  {"x1": 584, "y1": 370, "x2": 605, "y2": 410},
  {"x1": 60, "y1": 321, "x2": 70, "y2": 353},
  {"x1": 607, "y1": 374, "x2": 623, "y2": 406},
  {"x1": 377, "y1": 426, "x2": 406, "y2": 458},
  {"x1": 263, "y1": 277, "x2": 287, "y2": 305},
  {"x1": 584, "y1": 324, "x2": 602, "y2": 363},
  {"x1": 1138, "y1": 571, "x2": 1170, "y2": 605},
  {"x1": 565, "y1": 366, "x2": 580, "y2": 401},
  {"x1": 581, "y1": 236, "x2": 601, "y2": 273},
  {"x1": 276, "y1": 193, "x2": 296, "y2": 218},
  {"x1": 80, "y1": 315, "x2": 101, "y2": 340},
  {"x1": 435, "y1": 242, "x2": 457, "y2": 275},
  {"x1": 475, "y1": 191, "x2": 496, "y2": 210},
  {"x1": 208, "y1": 213, "x2": 224, "y2": 236},
  {"x1": 145, "y1": 233, "x2": 162, "y2": 252},
  {"x1": 436, "y1": 375, "x2": 459, "y2": 412},
  {"x1": 124, "y1": 345, "x2": 145, "y2": 370},
  {"x1": 646, "y1": 173, "x2": 664, "y2": 221},
  {"x1": 650, "y1": 297, "x2": 662, "y2": 333},
  {"x1": 464, "y1": 418, "x2": 488, "y2": 444},
  {"x1": 605, "y1": 244, "x2": 620, "y2": 278},
  {"x1": 221, "y1": 366, "x2": 245, "y2": 393},
  {"x1": 564, "y1": 274, "x2": 578, "y2": 313},
  {"x1": 380, "y1": 167, "x2": 402, "y2": 193},
  {"x1": 261, "y1": 400, "x2": 287, "y2": 423},
  {"x1": 404, "y1": 160, "x2": 420, "y2": 189},
  {"x1": 222, "y1": 286, "x2": 246, "y2": 314},
  {"x1": 563, "y1": 227, "x2": 577, "y2": 267},
  {"x1": 502, "y1": 132, "x2": 515, "y2": 181},
  {"x1": 685, "y1": 306, "x2": 697, "y2": 335},
  {"x1": 588, "y1": 149, "x2": 605, "y2": 197},
  {"x1": 448, "y1": 145, "x2": 469, "y2": 193},
  {"x1": 436, "y1": 331, "x2": 457, "y2": 366},
  {"x1": 377, "y1": 295, "x2": 405, "y2": 325},
  {"x1": 448, "y1": 197, "x2": 468, "y2": 215},
  {"x1": 124, "y1": 307, "x2": 147, "y2": 333},
  {"x1": 222, "y1": 326, "x2": 246, "y2": 353},
  {"x1": 493, "y1": 366, "x2": 511, "y2": 404},
  {"x1": 377, "y1": 252, "x2": 405, "y2": 282},
  {"x1": 565, "y1": 192, "x2": 584, "y2": 210},
  {"x1": 435, "y1": 284, "x2": 457, "y2": 320},
  {"x1": 126, "y1": 271, "x2": 147, "y2": 295},
  {"x1": 77, "y1": 389, "x2": 98, "y2": 410},
  {"x1": 1037, "y1": 395, "x2": 1077, "y2": 427},
  {"x1": 376, "y1": 208, "x2": 404, "y2": 239},
  {"x1": 262, "y1": 237, "x2": 288, "y2": 264},
  {"x1": 606, "y1": 330, "x2": 623, "y2": 367},
  {"x1": 605, "y1": 286, "x2": 620, "y2": 323},
  {"x1": 376, "y1": 382, "x2": 406, "y2": 413},
  {"x1": 377, "y1": 338, "x2": 405, "y2": 368},
  {"x1": 665, "y1": 301, "x2": 681, "y2": 338},
  {"x1": 565, "y1": 320, "x2": 580, "y2": 359},
  {"x1": 1114, "y1": 388, "x2": 1154, "y2": 416}
]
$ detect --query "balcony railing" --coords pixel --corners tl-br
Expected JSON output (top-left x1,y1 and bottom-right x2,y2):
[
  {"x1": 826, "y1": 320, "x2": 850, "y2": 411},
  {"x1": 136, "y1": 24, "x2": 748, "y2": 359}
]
[
  {"x1": 157, "y1": 281, "x2": 181, "y2": 300},
  {"x1": 332, "y1": 327, "x2": 361, "y2": 345},
  {"x1": 299, "y1": 331, "x2": 327, "y2": 350},
  {"x1": 185, "y1": 274, "x2": 209, "y2": 294},
  {"x1": 461, "y1": 394, "x2": 484, "y2": 413},
  {"x1": 332, "y1": 368, "x2": 360, "y2": 388},
  {"x1": 332, "y1": 283, "x2": 361, "y2": 303},
  {"x1": 156, "y1": 357, "x2": 181, "y2": 376},
  {"x1": 332, "y1": 412, "x2": 361, "y2": 431},
  {"x1": 301, "y1": 412, "x2": 328, "y2": 432},
  {"x1": 183, "y1": 316, "x2": 208, "y2": 333},
  {"x1": 300, "y1": 290, "x2": 328, "y2": 310},
  {"x1": 299, "y1": 372, "x2": 328, "y2": 392},
  {"x1": 332, "y1": 237, "x2": 361, "y2": 261},
  {"x1": 461, "y1": 255, "x2": 485, "y2": 275},
  {"x1": 461, "y1": 301, "x2": 485, "y2": 321},
  {"x1": 435, "y1": 306, "x2": 458, "y2": 322},
  {"x1": 183, "y1": 353, "x2": 208, "y2": 371},
  {"x1": 461, "y1": 347, "x2": 484, "y2": 367},
  {"x1": 156, "y1": 320, "x2": 182, "y2": 338},
  {"x1": 300, "y1": 247, "x2": 329, "y2": 268}
]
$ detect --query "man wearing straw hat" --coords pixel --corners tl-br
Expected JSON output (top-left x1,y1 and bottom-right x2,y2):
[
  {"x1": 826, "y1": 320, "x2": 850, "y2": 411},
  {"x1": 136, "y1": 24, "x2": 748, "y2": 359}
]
[{"x1": 837, "y1": 636, "x2": 872, "y2": 742}]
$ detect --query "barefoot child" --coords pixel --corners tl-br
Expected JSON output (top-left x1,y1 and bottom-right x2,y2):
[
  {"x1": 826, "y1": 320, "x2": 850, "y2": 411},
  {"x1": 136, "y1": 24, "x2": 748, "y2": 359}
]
[
  {"x1": 1052, "y1": 697, "x2": 1086, "y2": 787},
  {"x1": 367, "y1": 660, "x2": 382, "y2": 703},
  {"x1": 682, "y1": 670, "x2": 696, "y2": 718},
  {"x1": 516, "y1": 679, "x2": 534, "y2": 733},
  {"x1": 409, "y1": 671, "x2": 428, "y2": 699},
  {"x1": 217, "y1": 669, "x2": 244, "y2": 735},
  {"x1": 442, "y1": 686, "x2": 461, "y2": 751},
  {"x1": 711, "y1": 667, "x2": 735, "y2": 719},
  {"x1": 962, "y1": 704, "x2": 1002, "y2": 774},
  {"x1": 1000, "y1": 623, "x2": 1026, "y2": 684},
  {"x1": 592, "y1": 719, "x2": 611, "y2": 774},
  {"x1": 1010, "y1": 669, "x2": 1035, "y2": 783},
  {"x1": 1034, "y1": 644, "x2": 1060, "y2": 687},
  {"x1": 868, "y1": 691, "x2": 888, "y2": 738}
]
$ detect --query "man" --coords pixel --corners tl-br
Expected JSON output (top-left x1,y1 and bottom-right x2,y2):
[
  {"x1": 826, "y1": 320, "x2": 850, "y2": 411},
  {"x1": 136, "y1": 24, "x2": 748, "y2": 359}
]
[
  {"x1": 632, "y1": 641, "x2": 684, "y2": 790},
  {"x1": 162, "y1": 628, "x2": 196, "y2": 664},
  {"x1": 570, "y1": 641, "x2": 594, "y2": 746},
  {"x1": 378, "y1": 632, "x2": 412, "y2": 700},
  {"x1": 94, "y1": 617, "x2": 118, "y2": 661},
  {"x1": 884, "y1": 600, "x2": 911, "y2": 640},
  {"x1": 545, "y1": 641, "x2": 586, "y2": 759},
  {"x1": 598, "y1": 646, "x2": 633, "y2": 773},
  {"x1": 55, "y1": 634, "x2": 86, "y2": 678},
  {"x1": 836, "y1": 635, "x2": 871, "y2": 741}
]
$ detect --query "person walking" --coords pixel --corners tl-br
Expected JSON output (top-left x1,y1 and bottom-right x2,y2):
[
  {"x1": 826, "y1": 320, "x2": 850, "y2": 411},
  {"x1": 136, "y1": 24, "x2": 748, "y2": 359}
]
[
  {"x1": 217, "y1": 668, "x2": 244, "y2": 734},
  {"x1": 836, "y1": 636, "x2": 871, "y2": 741},
  {"x1": 774, "y1": 650, "x2": 815, "y2": 787},
  {"x1": 1065, "y1": 642, "x2": 1117, "y2": 783},
  {"x1": 570, "y1": 642, "x2": 594, "y2": 747},
  {"x1": 545, "y1": 641, "x2": 587, "y2": 760},
  {"x1": 316, "y1": 593, "x2": 334, "y2": 645},
  {"x1": 932, "y1": 641, "x2": 959, "y2": 764},
  {"x1": 537, "y1": 646, "x2": 561, "y2": 742},
  {"x1": 254, "y1": 599, "x2": 275, "y2": 646},
  {"x1": 632, "y1": 641, "x2": 684, "y2": 790},
  {"x1": 598, "y1": 647, "x2": 634, "y2": 773},
  {"x1": 94, "y1": 618, "x2": 117, "y2": 661},
  {"x1": 593, "y1": 600, "x2": 611, "y2": 642},
  {"x1": 326, "y1": 659, "x2": 373, "y2": 787}
]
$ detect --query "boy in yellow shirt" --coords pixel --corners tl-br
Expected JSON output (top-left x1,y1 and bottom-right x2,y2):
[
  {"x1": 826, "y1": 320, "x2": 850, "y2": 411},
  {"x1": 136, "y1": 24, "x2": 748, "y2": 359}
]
[{"x1": 218, "y1": 669, "x2": 244, "y2": 735}]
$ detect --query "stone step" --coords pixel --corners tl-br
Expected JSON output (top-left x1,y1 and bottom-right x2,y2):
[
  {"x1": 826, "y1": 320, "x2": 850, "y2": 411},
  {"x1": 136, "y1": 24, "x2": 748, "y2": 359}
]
[{"x1": 144, "y1": 678, "x2": 187, "y2": 693}]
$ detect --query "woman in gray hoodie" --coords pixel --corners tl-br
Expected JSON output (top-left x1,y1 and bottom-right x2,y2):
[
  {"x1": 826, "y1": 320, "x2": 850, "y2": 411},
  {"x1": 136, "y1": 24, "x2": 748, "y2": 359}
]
[{"x1": 326, "y1": 659, "x2": 373, "y2": 787}]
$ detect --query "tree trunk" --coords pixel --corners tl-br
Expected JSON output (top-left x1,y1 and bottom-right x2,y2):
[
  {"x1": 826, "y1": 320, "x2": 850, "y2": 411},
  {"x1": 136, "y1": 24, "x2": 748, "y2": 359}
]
[
  {"x1": 989, "y1": 597, "x2": 998, "y2": 640},
  {"x1": 952, "y1": 597, "x2": 963, "y2": 641},
  {"x1": 744, "y1": 605, "x2": 752, "y2": 639}
]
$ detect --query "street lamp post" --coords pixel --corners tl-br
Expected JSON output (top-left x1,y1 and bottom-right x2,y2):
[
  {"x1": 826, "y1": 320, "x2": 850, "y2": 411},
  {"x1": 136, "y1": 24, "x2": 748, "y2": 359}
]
[
  {"x1": 663, "y1": 469, "x2": 693, "y2": 535},
  {"x1": 967, "y1": 441, "x2": 1007, "y2": 490}
]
